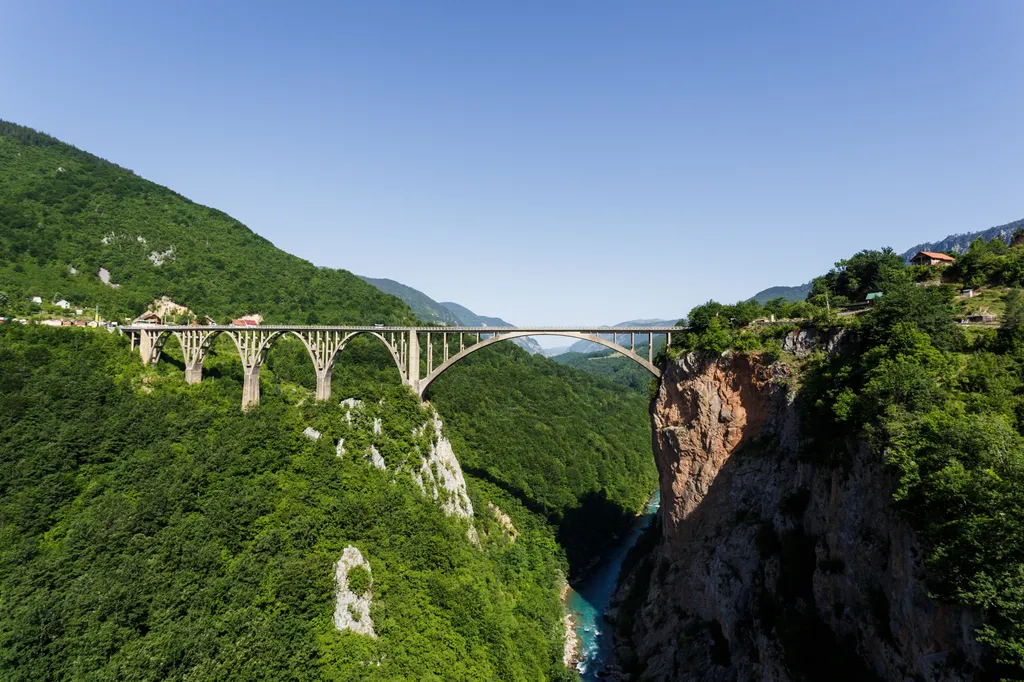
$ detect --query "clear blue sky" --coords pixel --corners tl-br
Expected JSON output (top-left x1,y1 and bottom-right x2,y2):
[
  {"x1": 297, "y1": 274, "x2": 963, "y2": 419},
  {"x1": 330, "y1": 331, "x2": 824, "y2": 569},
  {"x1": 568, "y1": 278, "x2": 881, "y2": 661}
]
[{"x1": 2, "y1": 1, "x2": 1022, "y2": 329}]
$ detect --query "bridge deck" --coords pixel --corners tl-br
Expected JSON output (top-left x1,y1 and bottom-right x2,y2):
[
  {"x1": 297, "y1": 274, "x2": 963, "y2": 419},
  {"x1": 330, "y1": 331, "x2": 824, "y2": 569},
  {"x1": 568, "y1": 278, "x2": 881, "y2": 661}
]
[{"x1": 121, "y1": 325, "x2": 683, "y2": 333}]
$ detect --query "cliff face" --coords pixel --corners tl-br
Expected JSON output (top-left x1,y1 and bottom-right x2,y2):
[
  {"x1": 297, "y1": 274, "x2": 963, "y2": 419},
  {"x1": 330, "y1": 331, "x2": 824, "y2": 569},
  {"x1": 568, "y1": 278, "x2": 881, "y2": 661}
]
[{"x1": 611, "y1": 350, "x2": 985, "y2": 681}]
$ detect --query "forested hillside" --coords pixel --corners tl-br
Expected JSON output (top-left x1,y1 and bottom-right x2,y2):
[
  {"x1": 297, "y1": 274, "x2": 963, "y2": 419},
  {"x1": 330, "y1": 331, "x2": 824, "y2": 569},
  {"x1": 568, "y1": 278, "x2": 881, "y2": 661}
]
[
  {"x1": 0, "y1": 326, "x2": 583, "y2": 681},
  {"x1": 0, "y1": 121, "x2": 661, "y2": 680},
  {"x1": 0, "y1": 121, "x2": 411, "y2": 324},
  {"x1": 426, "y1": 344, "x2": 657, "y2": 574}
]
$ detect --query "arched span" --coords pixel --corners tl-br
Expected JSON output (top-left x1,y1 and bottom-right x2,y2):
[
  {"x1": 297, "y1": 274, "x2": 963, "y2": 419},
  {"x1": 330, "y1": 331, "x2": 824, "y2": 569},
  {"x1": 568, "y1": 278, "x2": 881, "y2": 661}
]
[
  {"x1": 418, "y1": 330, "x2": 660, "y2": 395},
  {"x1": 289, "y1": 330, "x2": 407, "y2": 382},
  {"x1": 171, "y1": 329, "x2": 223, "y2": 362}
]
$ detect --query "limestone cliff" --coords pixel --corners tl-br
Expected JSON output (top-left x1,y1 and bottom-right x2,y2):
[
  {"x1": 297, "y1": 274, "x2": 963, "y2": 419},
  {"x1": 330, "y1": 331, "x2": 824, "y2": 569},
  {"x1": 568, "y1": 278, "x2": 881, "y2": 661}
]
[{"x1": 608, "y1": 349, "x2": 986, "y2": 681}]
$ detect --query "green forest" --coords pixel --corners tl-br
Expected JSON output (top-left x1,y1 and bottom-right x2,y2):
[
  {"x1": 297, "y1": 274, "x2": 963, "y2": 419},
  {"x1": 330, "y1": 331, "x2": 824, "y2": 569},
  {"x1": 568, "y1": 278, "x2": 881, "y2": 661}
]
[
  {"x1": 672, "y1": 245, "x2": 1024, "y2": 676},
  {"x1": 0, "y1": 121, "x2": 659, "y2": 680}
]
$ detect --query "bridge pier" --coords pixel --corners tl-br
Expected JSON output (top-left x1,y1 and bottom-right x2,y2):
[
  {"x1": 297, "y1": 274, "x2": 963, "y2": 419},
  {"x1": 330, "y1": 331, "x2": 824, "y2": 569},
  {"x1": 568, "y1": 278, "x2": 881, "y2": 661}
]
[
  {"x1": 315, "y1": 368, "x2": 334, "y2": 401},
  {"x1": 139, "y1": 329, "x2": 162, "y2": 366},
  {"x1": 242, "y1": 365, "x2": 261, "y2": 411},
  {"x1": 185, "y1": 364, "x2": 204, "y2": 384},
  {"x1": 405, "y1": 329, "x2": 421, "y2": 396}
]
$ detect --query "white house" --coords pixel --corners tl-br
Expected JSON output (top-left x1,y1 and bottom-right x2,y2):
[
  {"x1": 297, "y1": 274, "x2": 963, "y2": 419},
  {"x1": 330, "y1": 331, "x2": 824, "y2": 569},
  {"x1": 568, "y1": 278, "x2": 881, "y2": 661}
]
[
  {"x1": 55, "y1": 300, "x2": 71, "y2": 309},
  {"x1": 30, "y1": 296, "x2": 42, "y2": 304}
]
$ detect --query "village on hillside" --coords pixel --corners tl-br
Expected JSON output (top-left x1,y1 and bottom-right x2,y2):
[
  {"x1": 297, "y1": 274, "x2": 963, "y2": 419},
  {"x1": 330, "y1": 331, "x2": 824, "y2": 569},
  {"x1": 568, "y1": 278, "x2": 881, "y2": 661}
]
[{"x1": 0, "y1": 294, "x2": 265, "y2": 331}]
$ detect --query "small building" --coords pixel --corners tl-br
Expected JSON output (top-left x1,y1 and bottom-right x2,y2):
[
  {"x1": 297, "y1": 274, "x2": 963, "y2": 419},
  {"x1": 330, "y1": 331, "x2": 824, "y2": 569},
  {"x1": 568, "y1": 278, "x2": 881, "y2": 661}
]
[
  {"x1": 910, "y1": 251, "x2": 956, "y2": 267},
  {"x1": 74, "y1": 320, "x2": 86, "y2": 327},
  {"x1": 55, "y1": 299, "x2": 71, "y2": 309},
  {"x1": 30, "y1": 296, "x2": 42, "y2": 304},
  {"x1": 40, "y1": 319, "x2": 63, "y2": 327},
  {"x1": 75, "y1": 309, "x2": 84, "y2": 315},
  {"x1": 961, "y1": 289, "x2": 976, "y2": 298},
  {"x1": 133, "y1": 310, "x2": 162, "y2": 325},
  {"x1": 866, "y1": 292, "x2": 884, "y2": 305},
  {"x1": 231, "y1": 318, "x2": 260, "y2": 326}
]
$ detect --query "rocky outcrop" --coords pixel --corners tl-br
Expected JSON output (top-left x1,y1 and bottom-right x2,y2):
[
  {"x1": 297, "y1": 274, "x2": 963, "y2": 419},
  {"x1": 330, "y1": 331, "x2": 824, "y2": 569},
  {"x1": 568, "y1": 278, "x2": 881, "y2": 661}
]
[
  {"x1": 333, "y1": 546, "x2": 376, "y2": 638},
  {"x1": 610, "y1": 349, "x2": 985, "y2": 681}
]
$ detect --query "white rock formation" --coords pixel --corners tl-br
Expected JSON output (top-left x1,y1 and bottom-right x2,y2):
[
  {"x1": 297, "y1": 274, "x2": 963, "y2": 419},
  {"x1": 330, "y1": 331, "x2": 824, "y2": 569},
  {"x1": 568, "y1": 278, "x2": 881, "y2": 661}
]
[
  {"x1": 148, "y1": 247, "x2": 175, "y2": 266},
  {"x1": 333, "y1": 546, "x2": 376, "y2": 638},
  {"x1": 340, "y1": 398, "x2": 363, "y2": 424},
  {"x1": 372, "y1": 417, "x2": 382, "y2": 435},
  {"x1": 366, "y1": 445, "x2": 385, "y2": 470},
  {"x1": 335, "y1": 438, "x2": 346, "y2": 457},
  {"x1": 416, "y1": 411, "x2": 474, "y2": 523},
  {"x1": 98, "y1": 268, "x2": 119, "y2": 288},
  {"x1": 302, "y1": 427, "x2": 321, "y2": 440}
]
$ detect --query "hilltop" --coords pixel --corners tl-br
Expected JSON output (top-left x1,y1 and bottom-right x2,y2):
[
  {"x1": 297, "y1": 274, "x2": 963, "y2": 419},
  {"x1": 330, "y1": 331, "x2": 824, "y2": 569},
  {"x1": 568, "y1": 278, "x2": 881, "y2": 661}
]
[{"x1": 0, "y1": 121, "x2": 412, "y2": 325}]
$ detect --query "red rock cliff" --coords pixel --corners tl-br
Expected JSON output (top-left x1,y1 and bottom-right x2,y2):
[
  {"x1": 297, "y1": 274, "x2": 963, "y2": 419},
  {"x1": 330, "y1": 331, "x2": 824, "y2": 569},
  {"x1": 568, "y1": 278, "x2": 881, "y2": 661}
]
[{"x1": 609, "y1": 350, "x2": 985, "y2": 681}]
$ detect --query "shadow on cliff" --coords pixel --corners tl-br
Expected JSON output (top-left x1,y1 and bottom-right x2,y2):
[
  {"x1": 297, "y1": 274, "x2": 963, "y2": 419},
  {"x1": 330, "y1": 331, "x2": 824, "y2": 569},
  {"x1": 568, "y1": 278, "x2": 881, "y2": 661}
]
[
  {"x1": 462, "y1": 464, "x2": 638, "y2": 579},
  {"x1": 635, "y1": 435, "x2": 884, "y2": 682}
]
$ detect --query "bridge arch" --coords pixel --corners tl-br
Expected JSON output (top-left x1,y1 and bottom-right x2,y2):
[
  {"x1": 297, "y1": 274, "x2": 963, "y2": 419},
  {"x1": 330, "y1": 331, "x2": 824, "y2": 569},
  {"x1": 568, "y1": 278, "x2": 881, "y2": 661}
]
[
  {"x1": 417, "y1": 330, "x2": 660, "y2": 396},
  {"x1": 289, "y1": 329, "x2": 407, "y2": 400}
]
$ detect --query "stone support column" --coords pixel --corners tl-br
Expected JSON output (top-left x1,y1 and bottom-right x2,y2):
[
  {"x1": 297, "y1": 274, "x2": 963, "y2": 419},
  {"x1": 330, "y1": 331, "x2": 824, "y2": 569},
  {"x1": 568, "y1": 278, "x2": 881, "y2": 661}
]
[
  {"x1": 185, "y1": 364, "x2": 203, "y2": 384},
  {"x1": 242, "y1": 365, "x2": 262, "y2": 411},
  {"x1": 406, "y1": 329, "x2": 420, "y2": 395},
  {"x1": 315, "y1": 368, "x2": 334, "y2": 401}
]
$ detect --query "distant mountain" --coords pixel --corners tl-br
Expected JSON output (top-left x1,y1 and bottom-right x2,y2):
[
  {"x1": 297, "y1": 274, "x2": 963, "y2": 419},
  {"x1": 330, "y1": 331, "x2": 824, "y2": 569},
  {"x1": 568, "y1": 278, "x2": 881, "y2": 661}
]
[
  {"x1": 564, "y1": 318, "x2": 681, "y2": 355},
  {"x1": 358, "y1": 276, "x2": 460, "y2": 325},
  {"x1": 355, "y1": 279, "x2": 543, "y2": 354},
  {"x1": 436, "y1": 302, "x2": 543, "y2": 354},
  {"x1": 901, "y1": 217, "x2": 1024, "y2": 260},
  {"x1": 748, "y1": 282, "x2": 813, "y2": 305},
  {"x1": 437, "y1": 301, "x2": 510, "y2": 328}
]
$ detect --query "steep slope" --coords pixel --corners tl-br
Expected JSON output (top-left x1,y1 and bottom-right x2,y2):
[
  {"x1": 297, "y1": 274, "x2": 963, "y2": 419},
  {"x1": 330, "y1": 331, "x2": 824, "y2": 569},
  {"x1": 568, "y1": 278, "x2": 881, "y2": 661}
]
[
  {"x1": 610, "y1": 350, "x2": 985, "y2": 681},
  {"x1": 0, "y1": 121, "x2": 412, "y2": 324},
  {"x1": 426, "y1": 343, "x2": 658, "y2": 576},
  {"x1": 0, "y1": 326, "x2": 575, "y2": 681}
]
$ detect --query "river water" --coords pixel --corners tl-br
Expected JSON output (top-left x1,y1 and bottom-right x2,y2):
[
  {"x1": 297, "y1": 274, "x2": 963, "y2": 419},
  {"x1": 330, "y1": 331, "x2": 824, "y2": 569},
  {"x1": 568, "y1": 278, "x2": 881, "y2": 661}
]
[{"x1": 565, "y1": 490, "x2": 661, "y2": 679}]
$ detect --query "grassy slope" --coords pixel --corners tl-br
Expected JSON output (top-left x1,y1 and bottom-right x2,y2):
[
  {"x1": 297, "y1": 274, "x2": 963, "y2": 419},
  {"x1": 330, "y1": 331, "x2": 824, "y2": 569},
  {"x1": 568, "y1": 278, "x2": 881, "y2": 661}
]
[{"x1": 0, "y1": 121, "x2": 411, "y2": 324}]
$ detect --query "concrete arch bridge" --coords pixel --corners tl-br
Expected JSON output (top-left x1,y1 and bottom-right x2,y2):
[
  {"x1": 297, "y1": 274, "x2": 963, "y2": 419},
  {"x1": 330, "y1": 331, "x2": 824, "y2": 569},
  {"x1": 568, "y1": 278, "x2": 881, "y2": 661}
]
[{"x1": 122, "y1": 325, "x2": 681, "y2": 410}]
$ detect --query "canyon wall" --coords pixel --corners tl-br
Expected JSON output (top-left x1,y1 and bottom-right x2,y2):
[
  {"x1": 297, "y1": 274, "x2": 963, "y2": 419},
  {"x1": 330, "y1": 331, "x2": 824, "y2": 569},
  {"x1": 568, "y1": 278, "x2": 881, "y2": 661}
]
[{"x1": 609, "y1": 348, "x2": 986, "y2": 681}]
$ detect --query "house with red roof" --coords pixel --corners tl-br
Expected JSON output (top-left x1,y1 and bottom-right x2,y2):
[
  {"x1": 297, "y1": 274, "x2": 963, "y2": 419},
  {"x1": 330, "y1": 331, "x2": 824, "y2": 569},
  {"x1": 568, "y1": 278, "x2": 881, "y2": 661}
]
[{"x1": 910, "y1": 251, "x2": 956, "y2": 267}]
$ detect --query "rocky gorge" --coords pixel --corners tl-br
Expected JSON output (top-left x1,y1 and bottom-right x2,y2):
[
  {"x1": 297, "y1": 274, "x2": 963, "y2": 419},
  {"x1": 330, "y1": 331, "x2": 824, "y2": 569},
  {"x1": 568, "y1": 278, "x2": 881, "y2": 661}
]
[{"x1": 606, "y1": 335, "x2": 988, "y2": 681}]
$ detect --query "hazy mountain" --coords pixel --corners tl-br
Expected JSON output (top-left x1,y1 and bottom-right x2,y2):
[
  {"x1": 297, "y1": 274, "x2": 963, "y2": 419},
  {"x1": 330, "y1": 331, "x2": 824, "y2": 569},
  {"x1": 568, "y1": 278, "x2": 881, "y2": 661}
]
[
  {"x1": 563, "y1": 318, "x2": 681, "y2": 355},
  {"x1": 433, "y1": 302, "x2": 541, "y2": 354},
  {"x1": 354, "y1": 279, "x2": 543, "y2": 354},
  {"x1": 901, "y1": 217, "x2": 1024, "y2": 260},
  {"x1": 358, "y1": 276, "x2": 461, "y2": 325}
]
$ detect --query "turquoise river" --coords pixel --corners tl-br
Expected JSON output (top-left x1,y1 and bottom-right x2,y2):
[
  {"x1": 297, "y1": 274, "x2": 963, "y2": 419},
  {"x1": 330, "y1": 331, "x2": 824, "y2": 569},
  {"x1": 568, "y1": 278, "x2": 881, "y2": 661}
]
[{"x1": 565, "y1": 490, "x2": 661, "y2": 679}]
